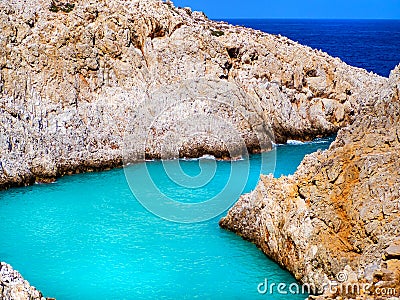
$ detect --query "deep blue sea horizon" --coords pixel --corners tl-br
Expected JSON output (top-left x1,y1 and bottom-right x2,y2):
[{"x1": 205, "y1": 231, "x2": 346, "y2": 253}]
[{"x1": 221, "y1": 19, "x2": 400, "y2": 77}]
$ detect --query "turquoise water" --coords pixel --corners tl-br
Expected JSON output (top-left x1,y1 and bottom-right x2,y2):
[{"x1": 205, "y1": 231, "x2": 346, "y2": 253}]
[{"x1": 0, "y1": 137, "x2": 333, "y2": 299}]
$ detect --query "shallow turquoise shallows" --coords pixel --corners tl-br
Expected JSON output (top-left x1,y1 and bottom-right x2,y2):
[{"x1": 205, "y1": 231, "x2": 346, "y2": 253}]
[{"x1": 0, "y1": 137, "x2": 333, "y2": 299}]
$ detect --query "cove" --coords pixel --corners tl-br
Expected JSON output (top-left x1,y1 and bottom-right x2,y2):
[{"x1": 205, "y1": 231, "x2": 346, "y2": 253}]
[{"x1": 0, "y1": 137, "x2": 333, "y2": 299}]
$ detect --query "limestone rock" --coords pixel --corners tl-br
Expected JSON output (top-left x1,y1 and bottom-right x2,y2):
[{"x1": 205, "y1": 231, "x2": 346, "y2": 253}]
[
  {"x1": 0, "y1": 0, "x2": 388, "y2": 189},
  {"x1": 0, "y1": 262, "x2": 45, "y2": 300},
  {"x1": 1, "y1": 0, "x2": 399, "y2": 298},
  {"x1": 384, "y1": 239, "x2": 400, "y2": 260},
  {"x1": 220, "y1": 66, "x2": 400, "y2": 299}
]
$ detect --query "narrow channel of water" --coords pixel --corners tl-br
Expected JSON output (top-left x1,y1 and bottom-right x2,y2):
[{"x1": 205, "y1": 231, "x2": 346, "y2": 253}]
[{"x1": 0, "y1": 137, "x2": 333, "y2": 299}]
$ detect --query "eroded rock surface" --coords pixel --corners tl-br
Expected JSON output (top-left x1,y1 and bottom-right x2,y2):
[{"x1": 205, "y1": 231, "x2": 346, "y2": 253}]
[
  {"x1": 0, "y1": 262, "x2": 45, "y2": 300},
  {"x1": 220, "y1": 65, "x2": 400, "y2": 299},
  {"x1": 0, "y1": 0, "x2": 387, "y2": 187},
  {"x1": 2, "y1": 0, "x2": 399, "y2": 298}
]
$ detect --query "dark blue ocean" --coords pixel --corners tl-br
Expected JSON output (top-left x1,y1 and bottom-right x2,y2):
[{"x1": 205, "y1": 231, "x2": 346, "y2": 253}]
[{"x1": 223, "y1": 19, "x2": 400, "y2": 77}]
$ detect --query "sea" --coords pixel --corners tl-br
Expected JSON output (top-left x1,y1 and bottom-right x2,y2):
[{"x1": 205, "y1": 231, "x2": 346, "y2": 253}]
[
  {"x1": 224, "y1": 19, "x2": 400, "y2": 77},
  {"x1": 1, "y1": 20, "x2": 399, "y2": 299}
]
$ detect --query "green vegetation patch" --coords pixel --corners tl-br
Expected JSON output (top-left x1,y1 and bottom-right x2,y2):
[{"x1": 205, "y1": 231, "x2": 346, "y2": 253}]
[
  {"x1": 49, "y1": 1, "x2": 75, "y2": 13},
  {"x1": 211, "y1": 30, "x2": 225, "y2": 37}
]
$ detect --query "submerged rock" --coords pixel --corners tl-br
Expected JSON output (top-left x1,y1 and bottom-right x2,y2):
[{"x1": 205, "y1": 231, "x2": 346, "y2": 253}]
[{"x1": 220, "y1": 66, "x2": 400, "y2": 299}]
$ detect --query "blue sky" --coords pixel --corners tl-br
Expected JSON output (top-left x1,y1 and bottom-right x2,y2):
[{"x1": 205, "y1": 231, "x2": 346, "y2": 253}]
[{"x1": 172, "y1": 0, "x2": 400, "y2": 19}]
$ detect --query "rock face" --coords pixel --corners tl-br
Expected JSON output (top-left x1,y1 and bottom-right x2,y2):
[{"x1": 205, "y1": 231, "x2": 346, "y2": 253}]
[
  {"x1": 220, "y1": 65, "x2": 400, "y2": 299},
  {"x1": 0, "y1": 0, "x2": 387, "y2": 188},
  {"x1": 1, "y1": 0, "x2": 399, "y2": 299},
  {"x1": 0, "y1": 262, "x2": 45, "y2": 300}
]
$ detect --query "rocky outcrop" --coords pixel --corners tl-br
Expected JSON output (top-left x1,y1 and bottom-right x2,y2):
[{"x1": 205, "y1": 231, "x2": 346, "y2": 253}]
[
  {"x1": 0, "y1": 262, "x2": 46, "y2": 300},
  {"x1": 2, "y1": 0, "x2": 399, "y2": 298},
  {"x1": 220, "y1": 65, "x2": 400, "y2": 299},
  {"x1": 0, "y1": 0, "x2": 388, "y2": 187}
]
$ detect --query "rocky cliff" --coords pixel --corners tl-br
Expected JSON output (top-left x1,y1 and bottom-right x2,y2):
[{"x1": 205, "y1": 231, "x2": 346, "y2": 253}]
[
  {"x1": 0, "y1": 0, "x2": 387, "y2": 188},
  {"x1": 1, "y1": 0, "x2": 398, "y2": 299},
  {"x1": 0, "y1": 262, "x2": 46, "y2": 300},
  {"x1": 220, "y1": 65, "x2": 400, "y2": 299}
]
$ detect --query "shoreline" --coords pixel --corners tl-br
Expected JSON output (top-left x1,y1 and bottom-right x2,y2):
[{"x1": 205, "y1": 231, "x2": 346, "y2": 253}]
[
  {"x1": 0, "y1": 135, "x2": 336, "y2": 192},
  {"x1": 0, "y1": 262, "x2": 48, "y2": 300},
  {"x1": 0, "y1": 0, "x2": 388, "y2": 195},
  {"x1": 220, "y1": 65, "x2": 400, "y2": 299}
]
